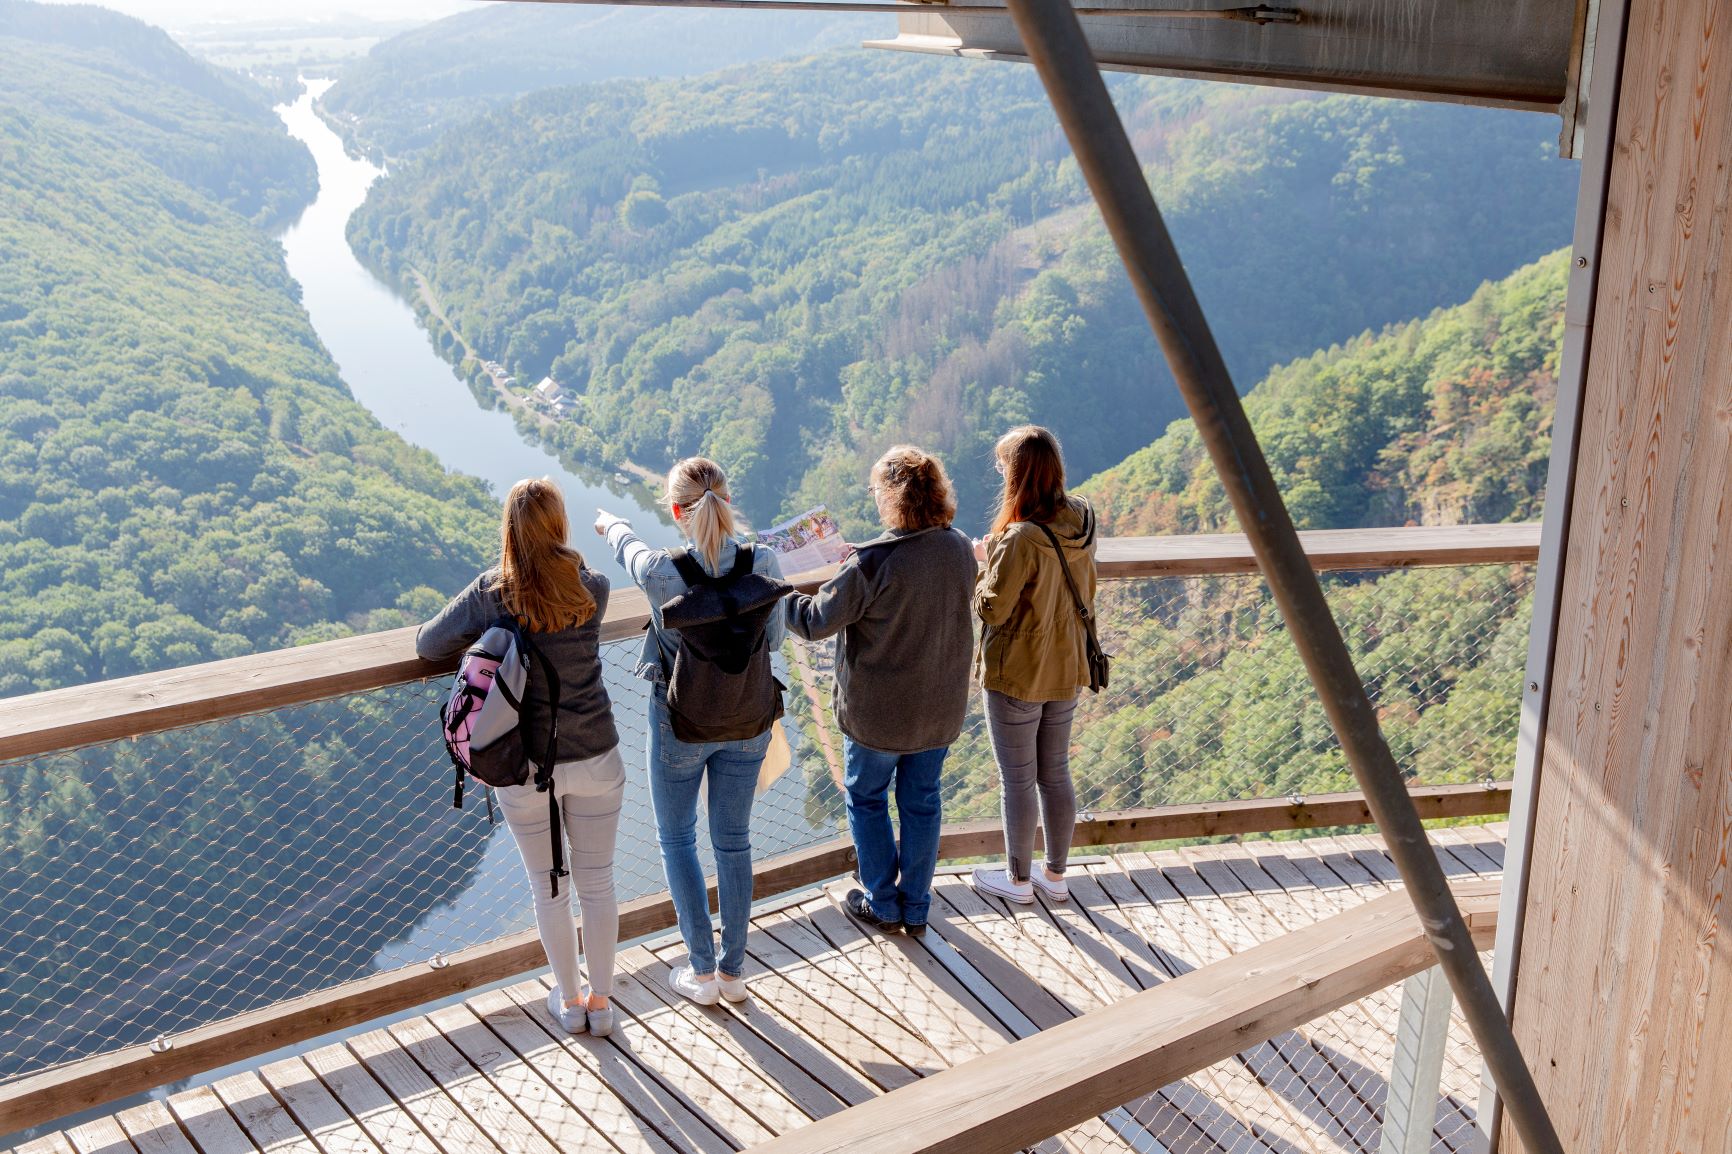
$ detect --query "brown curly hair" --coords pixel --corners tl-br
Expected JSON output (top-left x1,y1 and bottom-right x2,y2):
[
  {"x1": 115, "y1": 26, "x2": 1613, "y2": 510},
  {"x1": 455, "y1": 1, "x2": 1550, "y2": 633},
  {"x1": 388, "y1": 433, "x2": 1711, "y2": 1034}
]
[{"x1": 872, "y1": 445, "x2": 957, "y2": 532}]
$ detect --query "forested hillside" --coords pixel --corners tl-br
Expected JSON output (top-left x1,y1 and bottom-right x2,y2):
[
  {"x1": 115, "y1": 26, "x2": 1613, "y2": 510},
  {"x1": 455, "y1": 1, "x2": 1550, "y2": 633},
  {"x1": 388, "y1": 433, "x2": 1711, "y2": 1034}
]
[
  {"x1": 349, "y1": 51, "x2": 1576, "y2": 533},
  {"x1": 0, "y1": 0, "x2": 315, "y2": 224},
  {"x1": 792, "y1": 255, "x2": 1566, "y2": 831},
  {"x1": 323, "y1": 4, "x2": 891, "y2": 159},
  {"x1": 0, "y1": 1, "x2": 495, "y2": 696},
  {"x1": 0, "y1": 3, "x2": 505, "y2": 1079},
  {"x1": 1080, "y1": 251, "x2": 1568, "y2": 534}
]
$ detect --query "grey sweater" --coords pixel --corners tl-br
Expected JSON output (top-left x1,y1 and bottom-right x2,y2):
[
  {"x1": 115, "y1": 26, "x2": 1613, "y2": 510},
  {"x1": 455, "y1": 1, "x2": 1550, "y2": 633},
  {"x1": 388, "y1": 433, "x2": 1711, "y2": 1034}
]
[
  {"x1": 784, "y1": 525, "x2": 977, "y2": 755},
  {"x1": 416, "y1": 567, "x2": 619, "y2": 763}
]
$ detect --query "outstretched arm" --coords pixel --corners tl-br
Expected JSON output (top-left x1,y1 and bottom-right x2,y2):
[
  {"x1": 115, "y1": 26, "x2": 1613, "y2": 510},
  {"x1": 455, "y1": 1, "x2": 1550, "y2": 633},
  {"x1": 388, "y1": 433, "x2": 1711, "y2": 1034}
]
[
  {"x1": 600, "y1": 513, "x2": 664, "y2": 591},
  {"x1": 415, "y1": 573, "x2": 494, "y2": 661},
  {"x1": 784, "y1": 560, "x2": 868, "y2": 643}
]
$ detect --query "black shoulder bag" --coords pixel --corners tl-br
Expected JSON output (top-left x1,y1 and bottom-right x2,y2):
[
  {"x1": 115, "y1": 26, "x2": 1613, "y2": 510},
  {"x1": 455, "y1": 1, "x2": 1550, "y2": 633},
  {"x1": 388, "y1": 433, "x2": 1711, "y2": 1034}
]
[{"x1": 1032, "y1": 521, "x2": 1110, "y2": 693}]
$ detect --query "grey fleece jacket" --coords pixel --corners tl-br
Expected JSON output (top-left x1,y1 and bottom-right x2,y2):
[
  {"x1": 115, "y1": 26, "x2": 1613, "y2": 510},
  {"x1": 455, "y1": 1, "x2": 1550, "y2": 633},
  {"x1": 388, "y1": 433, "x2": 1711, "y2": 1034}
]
[
  {"x1": 784, "y1": 524, "x2": 977, "y2": 755},
  {"x1": 416, "y1": 567, "x2": 620, "y2": 763}
]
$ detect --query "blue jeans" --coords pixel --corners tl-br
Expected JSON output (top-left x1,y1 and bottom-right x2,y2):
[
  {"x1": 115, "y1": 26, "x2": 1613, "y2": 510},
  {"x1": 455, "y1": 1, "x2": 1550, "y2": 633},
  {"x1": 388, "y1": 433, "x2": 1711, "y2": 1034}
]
[
  {"x1": 647, "y1": 691, "x2": 771, "y2": 978},
  {"x1": 843, "y1": 738, "x2": 948, "y2": 927}
]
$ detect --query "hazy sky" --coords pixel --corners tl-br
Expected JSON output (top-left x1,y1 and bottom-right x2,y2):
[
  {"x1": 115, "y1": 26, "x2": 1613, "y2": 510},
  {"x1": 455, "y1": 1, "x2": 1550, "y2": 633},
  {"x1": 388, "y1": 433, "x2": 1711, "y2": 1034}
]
[{"x1": 41, "y1": 0, "x2": 489, "y2": 27}]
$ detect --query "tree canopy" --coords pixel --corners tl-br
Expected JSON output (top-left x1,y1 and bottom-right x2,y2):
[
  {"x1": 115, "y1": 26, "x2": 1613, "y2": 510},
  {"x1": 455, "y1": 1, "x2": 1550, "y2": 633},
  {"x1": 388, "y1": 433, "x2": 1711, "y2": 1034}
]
[
  {"x1": 348, "y1": 51, "x2": 1576, "y2": 536},
  {"x1": 0, "y1": 0, "x2": 497, "y2": 696}
]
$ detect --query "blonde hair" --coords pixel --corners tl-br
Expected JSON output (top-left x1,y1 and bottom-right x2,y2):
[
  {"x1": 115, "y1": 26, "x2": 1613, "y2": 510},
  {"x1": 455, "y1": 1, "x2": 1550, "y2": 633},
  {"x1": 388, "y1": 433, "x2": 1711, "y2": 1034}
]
[
  {"x1": 991, "y1": 425, "x2": 1067, "y2": 536},
  {"x1": 872, "y1": 445, "x2": 957, "y2": 532},
  {"x1": 665, "y1": 457, "x2": 735, "y2": 570},
  {"x1": 496, "y1": 478, "x2": 596, "y2": 633}
]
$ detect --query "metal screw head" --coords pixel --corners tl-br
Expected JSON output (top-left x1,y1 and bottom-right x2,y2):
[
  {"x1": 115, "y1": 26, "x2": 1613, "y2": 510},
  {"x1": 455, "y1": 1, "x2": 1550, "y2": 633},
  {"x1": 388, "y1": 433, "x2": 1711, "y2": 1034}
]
[
  {"x1": 1575, "y1": 255, "x2": 1589, "y2": 269},
  {"x1": 1594, "y1": 702, "x2": 1603, "y2": 712},
  {"x1": 1529, "y1": 681, "x2": 1540, "y2": 693}
]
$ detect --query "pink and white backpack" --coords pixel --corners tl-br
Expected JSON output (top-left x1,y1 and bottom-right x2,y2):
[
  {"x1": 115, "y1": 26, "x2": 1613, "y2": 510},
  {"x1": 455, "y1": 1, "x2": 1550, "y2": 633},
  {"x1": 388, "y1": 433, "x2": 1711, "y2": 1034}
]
[{"x1": 439, "y1": 620, "x2": 570, "y2": 893}]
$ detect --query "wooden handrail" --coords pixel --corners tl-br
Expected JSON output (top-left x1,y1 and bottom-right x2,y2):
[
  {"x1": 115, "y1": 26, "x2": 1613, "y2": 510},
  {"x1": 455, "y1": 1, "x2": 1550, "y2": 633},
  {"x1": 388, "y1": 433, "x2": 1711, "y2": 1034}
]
[
  {"x1": 748, "y1": 878, "x2": 1503, "y2": 1154},
  {"x1": 0, "y1": 524, "x2": 1538, "y2": 762},
  {"x1": 0, "y1": 784, "x2": 1511, "y2": 1134}
]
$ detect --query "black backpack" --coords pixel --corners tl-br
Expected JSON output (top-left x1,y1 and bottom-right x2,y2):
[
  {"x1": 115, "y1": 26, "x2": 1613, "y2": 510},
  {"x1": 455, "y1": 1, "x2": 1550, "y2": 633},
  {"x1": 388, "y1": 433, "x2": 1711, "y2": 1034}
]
[{"x1": 658, "y1": 544, "x2": 790, "y2": 743}]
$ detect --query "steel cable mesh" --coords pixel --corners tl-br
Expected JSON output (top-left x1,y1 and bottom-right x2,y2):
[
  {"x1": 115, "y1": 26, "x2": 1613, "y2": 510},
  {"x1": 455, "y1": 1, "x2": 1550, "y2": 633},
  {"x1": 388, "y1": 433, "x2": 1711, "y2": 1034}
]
[
  {"x1": 0, "y1": 639, "x2": 838, "y2": 1085},
  {"x1": 1063, "y1": 956, "x2": 1497, "y2": 1154},
  {"x1": 787, "y1": 562, "x2": 1534, "y2": 831},
  {"x1": 0, "y1": 562, "x2": 1527, "y2": 1088}
]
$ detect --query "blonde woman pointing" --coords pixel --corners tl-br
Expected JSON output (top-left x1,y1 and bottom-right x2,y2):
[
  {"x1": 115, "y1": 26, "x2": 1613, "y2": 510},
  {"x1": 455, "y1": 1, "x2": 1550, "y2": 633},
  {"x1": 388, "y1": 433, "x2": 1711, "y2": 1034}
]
[{"x1": 596, "y1": 458, "x2": 789, "y2": 1005}]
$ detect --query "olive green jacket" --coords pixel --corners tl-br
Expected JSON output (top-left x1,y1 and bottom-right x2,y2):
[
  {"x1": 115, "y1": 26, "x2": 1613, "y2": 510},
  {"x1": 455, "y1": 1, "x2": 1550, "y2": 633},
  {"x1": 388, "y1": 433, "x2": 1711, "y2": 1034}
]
[{"x1": 973, "y1": 496, "x2": 1099, "y2": 702}]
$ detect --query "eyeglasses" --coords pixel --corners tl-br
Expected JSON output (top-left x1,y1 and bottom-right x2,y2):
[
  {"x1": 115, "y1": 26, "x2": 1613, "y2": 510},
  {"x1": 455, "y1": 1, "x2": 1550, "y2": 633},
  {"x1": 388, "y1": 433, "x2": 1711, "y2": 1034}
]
[{"x1": 994, "y1": 459, "x2": 1007, "y2": 476}]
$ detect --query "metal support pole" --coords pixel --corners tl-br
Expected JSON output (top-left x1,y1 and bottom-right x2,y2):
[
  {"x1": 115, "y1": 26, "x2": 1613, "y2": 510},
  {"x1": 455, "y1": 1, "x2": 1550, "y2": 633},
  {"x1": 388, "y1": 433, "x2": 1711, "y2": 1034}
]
[{"x1": 996, "y1": 3, "x2": 1564, "y2": 1152}]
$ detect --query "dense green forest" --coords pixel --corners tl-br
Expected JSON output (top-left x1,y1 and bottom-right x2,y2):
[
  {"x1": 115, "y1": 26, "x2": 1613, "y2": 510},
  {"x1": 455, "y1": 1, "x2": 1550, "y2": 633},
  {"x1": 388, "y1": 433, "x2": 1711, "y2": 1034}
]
[
  {"x1": 789, "y1": 254, "x2": 1563, "y2": 826},
  {"x1": 0, "y1": 3, "x2": 497, "y2": 697},
  {"x1": 348, "y1": 51, "x2": 1575, "y2": 533},
  {"x1": 1079, "y1": 251, "x2": 1567, "y2": 535},
  {"x1": 0, "y1": 1, "x2": 507, "y2": 1083},
  {"x1": 323, "y1": 4, "x2": 892, "y2": 160}
]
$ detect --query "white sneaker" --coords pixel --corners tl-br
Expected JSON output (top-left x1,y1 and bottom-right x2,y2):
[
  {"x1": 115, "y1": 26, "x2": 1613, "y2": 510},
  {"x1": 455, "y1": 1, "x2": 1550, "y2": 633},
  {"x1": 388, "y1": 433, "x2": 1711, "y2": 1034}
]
[
  {"x1": 546, "y1": 984, "x2": 588, "y2": 1034},
  {"x1": 1031, "y1": 868, "x2": 1070, "y2": 902},
  {"x1": 972, "y1": 865, "x2": 1035, "y2": 905},
  {"x1": 718, "y1": 973, "x2": 749, "y2": 1003},
  {"x1": 668, "y1": 964, "x2": 721, "y2": 1006}
]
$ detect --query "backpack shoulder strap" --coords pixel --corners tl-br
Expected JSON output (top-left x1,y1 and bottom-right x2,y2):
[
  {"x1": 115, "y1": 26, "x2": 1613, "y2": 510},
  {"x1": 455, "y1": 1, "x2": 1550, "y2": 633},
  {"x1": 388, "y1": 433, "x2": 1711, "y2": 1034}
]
[
  {"x1": 729, "y1": 542, "x2": 754, "y2": 579},
  {"x1": 669, "y1": 546, "x2": 709, "y2": 588}
]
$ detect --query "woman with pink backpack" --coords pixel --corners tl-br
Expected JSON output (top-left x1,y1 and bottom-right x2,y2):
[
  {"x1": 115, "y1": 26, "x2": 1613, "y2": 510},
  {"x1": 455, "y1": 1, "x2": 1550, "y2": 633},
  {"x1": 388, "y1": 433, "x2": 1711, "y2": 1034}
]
[{"x1": 417, "y1": 478, "x2": 623, "y2": 1037}]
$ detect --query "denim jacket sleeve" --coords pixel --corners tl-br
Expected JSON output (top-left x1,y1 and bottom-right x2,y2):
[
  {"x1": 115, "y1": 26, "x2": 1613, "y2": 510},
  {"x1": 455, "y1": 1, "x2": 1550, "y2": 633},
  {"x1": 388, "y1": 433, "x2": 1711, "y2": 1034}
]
[{"x1": 755, "y1": 545, "x2": 788, "y2": 651}]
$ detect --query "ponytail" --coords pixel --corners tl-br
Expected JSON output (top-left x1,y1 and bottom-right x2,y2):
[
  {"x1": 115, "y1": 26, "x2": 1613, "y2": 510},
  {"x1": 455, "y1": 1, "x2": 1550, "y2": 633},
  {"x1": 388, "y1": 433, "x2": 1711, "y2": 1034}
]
[{"x1": 665, "y1": 457, "x2": 736, "y2": 571}]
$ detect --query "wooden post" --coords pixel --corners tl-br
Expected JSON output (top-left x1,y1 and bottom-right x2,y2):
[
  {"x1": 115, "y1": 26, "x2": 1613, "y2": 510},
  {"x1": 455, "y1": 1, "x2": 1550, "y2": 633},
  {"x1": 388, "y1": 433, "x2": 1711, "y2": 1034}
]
[
  {"x1": 1380, "y1": 966, "x2": 1454, "y2": 1154},
  {"x1": 1502, "y1": 0, "x2": 1732, "y2": 1147}
]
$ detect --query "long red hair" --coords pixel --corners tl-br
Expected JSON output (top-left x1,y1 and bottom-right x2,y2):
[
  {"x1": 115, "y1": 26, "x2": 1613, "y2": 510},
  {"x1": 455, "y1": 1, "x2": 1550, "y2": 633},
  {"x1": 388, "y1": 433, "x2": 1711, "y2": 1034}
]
[
  {"x1": 496, "y1": 478, "x2": 596, "y2": 632},
  {"x1": 990, "y1": 425, "x2": 1067, "y2": 536}
]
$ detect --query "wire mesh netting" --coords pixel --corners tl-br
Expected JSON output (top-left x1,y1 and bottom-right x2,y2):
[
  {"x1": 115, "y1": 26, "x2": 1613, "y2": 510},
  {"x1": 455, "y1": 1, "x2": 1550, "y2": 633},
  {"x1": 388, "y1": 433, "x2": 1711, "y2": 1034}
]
[
  {"x1": 788, "y1": 562, "x2": 1533, "y2": 830},
  {"x1": 0, "y1": 561, "x2": 1529, "y2": 1088}
]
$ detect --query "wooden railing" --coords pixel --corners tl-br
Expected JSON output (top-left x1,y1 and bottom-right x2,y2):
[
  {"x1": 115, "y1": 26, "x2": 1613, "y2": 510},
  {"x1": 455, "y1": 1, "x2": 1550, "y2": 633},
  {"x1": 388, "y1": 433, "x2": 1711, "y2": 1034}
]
[
  {"x1": 750, "y1": 877, "x2": 1504, "y2": 1154},
  {"x1": 0, "y1": 523, "x2": 1537, "y2": 1134},
  {"x1": 0, "y1": 785, "x2": 1512, "y2": 1135},
  {"x1": 0, "y1": 523, "x2": 1537, "y2": 761}
]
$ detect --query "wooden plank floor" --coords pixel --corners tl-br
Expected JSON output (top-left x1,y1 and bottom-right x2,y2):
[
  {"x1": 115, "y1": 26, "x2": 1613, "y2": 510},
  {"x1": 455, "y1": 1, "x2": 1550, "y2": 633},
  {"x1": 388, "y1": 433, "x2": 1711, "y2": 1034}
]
[{"x1": 12, "y1": 826, "x2": 1505, "y2": 1154}]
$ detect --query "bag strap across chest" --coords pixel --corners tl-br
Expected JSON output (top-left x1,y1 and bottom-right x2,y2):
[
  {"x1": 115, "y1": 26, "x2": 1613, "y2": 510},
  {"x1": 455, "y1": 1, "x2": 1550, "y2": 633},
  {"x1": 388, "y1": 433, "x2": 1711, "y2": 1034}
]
[{"x1": 669, "y1": 543, "x2": 753, "y2": 588}]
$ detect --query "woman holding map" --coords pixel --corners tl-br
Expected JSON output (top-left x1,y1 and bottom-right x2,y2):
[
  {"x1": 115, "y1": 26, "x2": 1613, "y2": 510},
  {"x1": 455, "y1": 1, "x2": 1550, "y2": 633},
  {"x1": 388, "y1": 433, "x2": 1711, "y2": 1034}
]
[{"x1": 784, "y1": 446, "x2": 977, "y2": 937}]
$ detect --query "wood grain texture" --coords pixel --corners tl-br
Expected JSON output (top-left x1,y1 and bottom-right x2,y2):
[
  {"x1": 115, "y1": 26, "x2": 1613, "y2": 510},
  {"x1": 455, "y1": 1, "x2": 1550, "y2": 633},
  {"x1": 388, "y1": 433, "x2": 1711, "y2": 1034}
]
[
  {"x1": 0, "y1": 788, "x2": 1509, "y2": 1137},
  {"x1": 749, "y1": 880, "x2": 1499, "y2": 1154},
  {"x1": 35, "y1": 839, "x2": 1508, "y2": 1154},
  {"x1": 1507, "y1": 0, "x2": 1732, "y2": 1149},
  {"x1": 0, "y1": 525, "x2": 1537, "y2": 760}
]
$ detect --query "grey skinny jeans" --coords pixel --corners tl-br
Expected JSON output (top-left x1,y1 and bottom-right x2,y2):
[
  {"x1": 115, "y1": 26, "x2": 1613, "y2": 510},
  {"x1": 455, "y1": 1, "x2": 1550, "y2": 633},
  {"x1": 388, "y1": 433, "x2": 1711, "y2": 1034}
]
[{"x1": 985, "y1": 690, "x2": 1078, "y2": 883}]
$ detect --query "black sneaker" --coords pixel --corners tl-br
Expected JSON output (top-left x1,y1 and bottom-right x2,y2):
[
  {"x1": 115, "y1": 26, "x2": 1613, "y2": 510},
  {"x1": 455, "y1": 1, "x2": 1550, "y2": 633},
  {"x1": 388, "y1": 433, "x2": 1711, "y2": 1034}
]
[
  {"x1": 902, "y1": 921, "x2": 928, "y2": 939},
  {"x1": 843, "y1": 888, "x2": 902, "y2": 934}
]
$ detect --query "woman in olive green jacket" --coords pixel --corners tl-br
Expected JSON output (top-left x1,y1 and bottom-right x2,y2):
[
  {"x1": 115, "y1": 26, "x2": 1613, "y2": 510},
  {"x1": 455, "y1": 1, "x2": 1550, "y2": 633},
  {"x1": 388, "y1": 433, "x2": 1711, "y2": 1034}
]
[{"x1": 971, "y1": 425, "x2": 1099, "y2": 907}]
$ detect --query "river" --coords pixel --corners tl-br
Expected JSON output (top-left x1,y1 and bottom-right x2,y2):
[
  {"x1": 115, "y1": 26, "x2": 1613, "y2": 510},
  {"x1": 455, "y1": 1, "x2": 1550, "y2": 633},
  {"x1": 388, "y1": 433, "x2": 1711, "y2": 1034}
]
[
  {"x1": 273, "y1": 79, "x2": 678, "y2": 588},
  {"x1": 270, "y1": 81, "x2": 824, "y2": 972}
]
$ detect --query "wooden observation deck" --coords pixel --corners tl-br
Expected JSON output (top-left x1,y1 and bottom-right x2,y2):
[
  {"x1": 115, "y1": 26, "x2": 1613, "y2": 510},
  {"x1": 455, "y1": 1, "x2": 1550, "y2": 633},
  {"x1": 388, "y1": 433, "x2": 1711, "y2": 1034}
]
[{"x1": 12, "y1": 826, "x2": 1506, "y2": 1154}]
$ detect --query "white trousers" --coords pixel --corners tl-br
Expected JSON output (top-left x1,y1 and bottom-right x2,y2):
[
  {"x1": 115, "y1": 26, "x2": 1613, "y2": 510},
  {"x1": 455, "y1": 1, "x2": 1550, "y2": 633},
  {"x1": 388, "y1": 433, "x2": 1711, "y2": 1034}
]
[{"x1": 496, "y1": 746, "x2": 625, "y2": 997}]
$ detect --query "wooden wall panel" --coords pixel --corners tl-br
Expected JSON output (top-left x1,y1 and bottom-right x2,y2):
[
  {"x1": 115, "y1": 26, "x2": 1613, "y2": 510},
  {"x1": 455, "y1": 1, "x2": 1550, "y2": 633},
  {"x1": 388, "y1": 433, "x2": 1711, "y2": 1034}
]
[{"x1": 1507, "y1": 0, "x2": 1732, "y2": 1148}]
